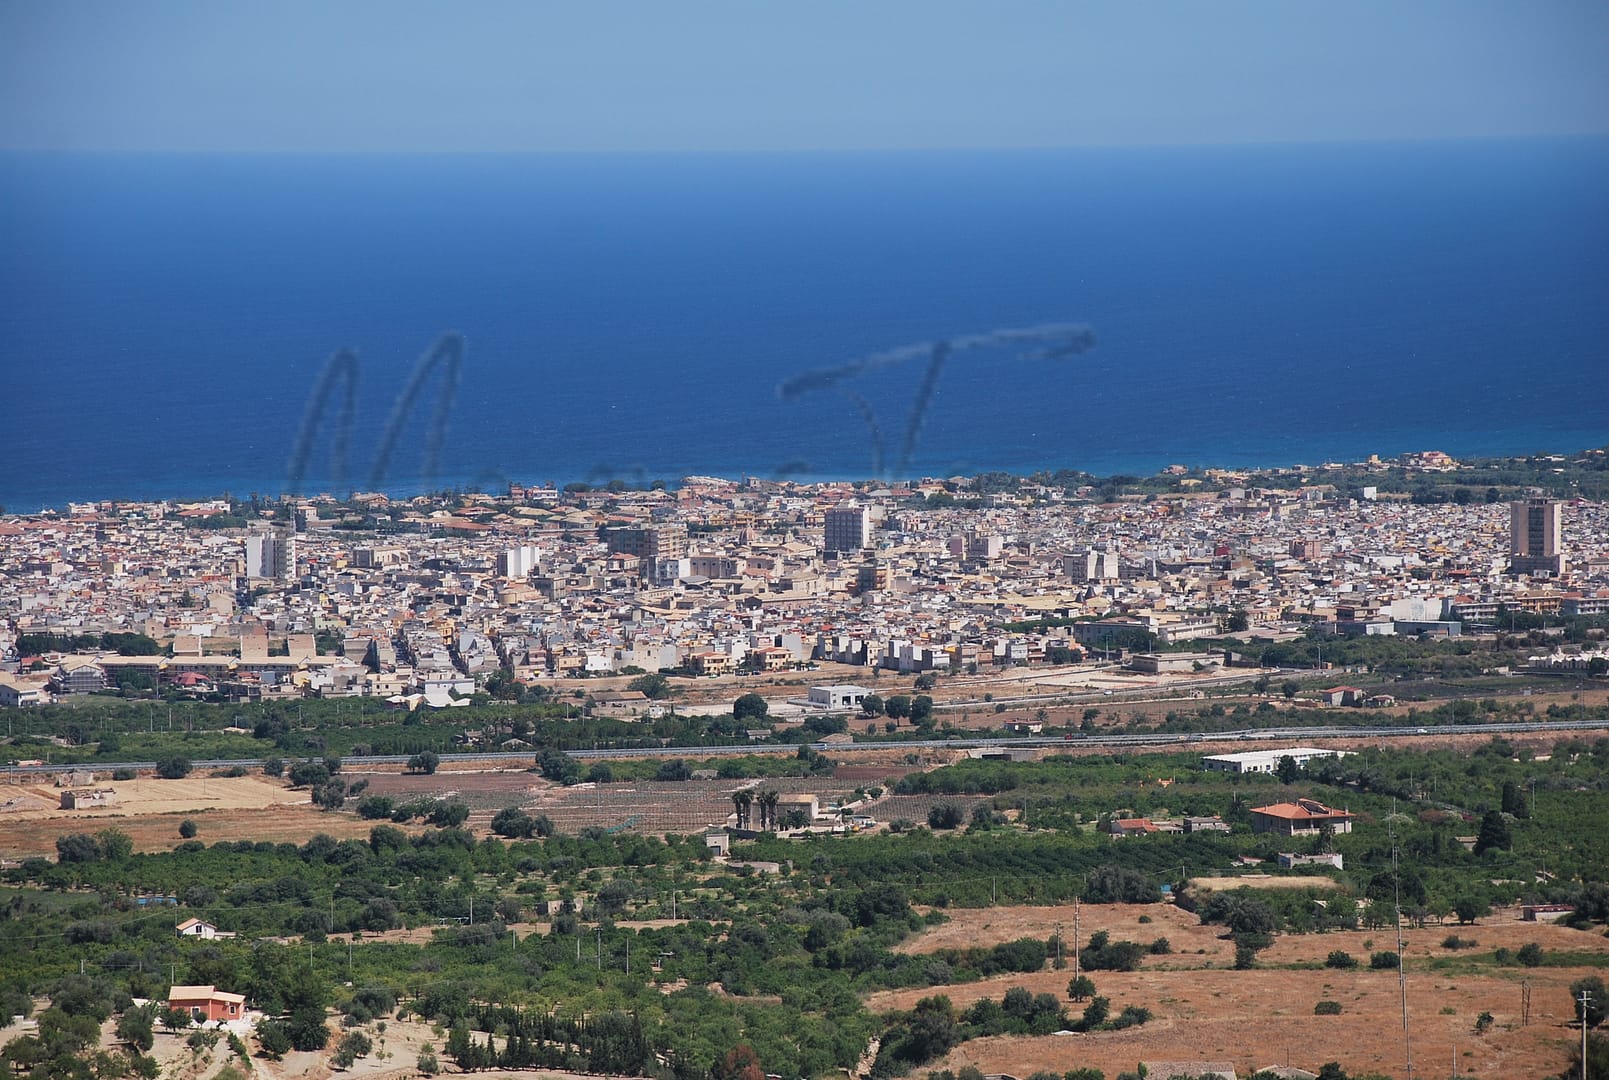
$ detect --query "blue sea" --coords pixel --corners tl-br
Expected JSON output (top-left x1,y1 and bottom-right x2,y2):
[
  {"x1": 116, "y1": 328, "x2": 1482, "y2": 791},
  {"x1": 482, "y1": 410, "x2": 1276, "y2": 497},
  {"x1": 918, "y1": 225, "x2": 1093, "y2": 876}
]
[{"x1": 3, "y1": 138, "x2": 1608, "y2": 510}]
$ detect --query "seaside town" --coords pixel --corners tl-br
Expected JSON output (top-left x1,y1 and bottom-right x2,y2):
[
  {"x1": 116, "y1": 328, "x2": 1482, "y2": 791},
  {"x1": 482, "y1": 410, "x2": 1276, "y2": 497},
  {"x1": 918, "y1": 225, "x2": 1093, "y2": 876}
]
[{"x1": 3, "y1": 450, "x2": 1607, "y2": 711}]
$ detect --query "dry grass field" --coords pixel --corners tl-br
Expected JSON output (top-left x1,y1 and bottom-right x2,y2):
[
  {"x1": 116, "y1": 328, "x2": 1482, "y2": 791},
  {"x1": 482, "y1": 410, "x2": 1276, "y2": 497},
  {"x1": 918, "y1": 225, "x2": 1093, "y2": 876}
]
[
  {"x1": 0, "y1": 775, "x2": 382, "y2": 858},
  {"x1": 873, "y1": 904, "x2": 1609, "y2": 1079}
]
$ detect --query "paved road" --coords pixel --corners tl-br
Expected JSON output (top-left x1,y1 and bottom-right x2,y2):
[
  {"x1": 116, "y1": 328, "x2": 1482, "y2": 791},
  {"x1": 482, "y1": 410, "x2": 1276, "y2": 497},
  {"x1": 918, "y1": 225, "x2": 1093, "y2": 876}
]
[{"x1": 5, "y1": 718, "x2": 1606, "y2": 775}]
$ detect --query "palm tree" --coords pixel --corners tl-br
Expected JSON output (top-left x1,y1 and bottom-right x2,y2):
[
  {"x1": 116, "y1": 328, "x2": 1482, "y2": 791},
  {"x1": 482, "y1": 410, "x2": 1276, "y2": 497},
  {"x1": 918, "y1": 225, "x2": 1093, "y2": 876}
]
[
  {"x1": 736, "y1": 789, "x2": 754, "y2": 831},
  {"x1": 758, "y1": 789, "x2": 780, "y2": 832}
]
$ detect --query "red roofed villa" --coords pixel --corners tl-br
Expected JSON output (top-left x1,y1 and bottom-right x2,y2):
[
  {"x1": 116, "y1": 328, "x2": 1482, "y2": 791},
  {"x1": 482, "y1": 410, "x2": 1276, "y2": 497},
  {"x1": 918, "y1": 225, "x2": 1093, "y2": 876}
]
[{"x1": 1249, "y1": 798, "x2": 1355, "y2": 836}]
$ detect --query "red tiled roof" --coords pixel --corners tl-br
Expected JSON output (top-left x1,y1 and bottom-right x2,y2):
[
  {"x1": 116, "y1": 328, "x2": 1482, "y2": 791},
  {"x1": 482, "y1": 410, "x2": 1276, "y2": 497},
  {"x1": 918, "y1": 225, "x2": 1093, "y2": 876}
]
[{"x1": 1250, "y1": 799, "x2": 1353, "y2": 821}]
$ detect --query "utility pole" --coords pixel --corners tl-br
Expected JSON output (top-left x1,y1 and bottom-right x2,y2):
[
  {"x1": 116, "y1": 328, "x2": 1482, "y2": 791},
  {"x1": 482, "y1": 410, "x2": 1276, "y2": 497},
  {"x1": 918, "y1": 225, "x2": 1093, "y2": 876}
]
[
  {"x1": 1582, "y1": 988, "x2": 1594, "y2": 1080},
  {"x1": 1072, "y1": 896, "x2": 1081, "y2": 979},
  {"x1": 1390, "y1": 814, "x2": 1412, "y2": 1079}
]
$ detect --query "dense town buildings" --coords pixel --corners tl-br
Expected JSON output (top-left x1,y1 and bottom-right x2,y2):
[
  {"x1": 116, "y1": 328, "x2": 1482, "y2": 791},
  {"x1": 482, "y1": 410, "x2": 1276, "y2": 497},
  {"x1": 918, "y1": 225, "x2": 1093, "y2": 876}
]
[{"x1": 2, "y1": 457, "x2": 1607, "y2": 705}]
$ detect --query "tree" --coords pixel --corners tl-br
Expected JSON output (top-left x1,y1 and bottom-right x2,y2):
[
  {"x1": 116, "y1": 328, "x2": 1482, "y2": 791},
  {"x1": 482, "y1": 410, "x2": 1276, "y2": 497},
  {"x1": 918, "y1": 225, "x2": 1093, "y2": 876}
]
[
  {"x1": 1473, "y1": 809, "x2": 1512, "y2": 854},
  {"x1": 538, "y1": 748, "x2": 580, "y2": 785},
  {"x1": 885, "y1": 694, "x2": 912, "y2": 719},
  {"x1": 407, "y1": 751, "x2": 440, "y2": 775},
  {"x1": 1281, "y1": 680, "x2": 1300, "y2": 699},
  {"x1": 733, "y1": 692, "x2": 769, "y2": 722},
  {"x1": 927, "y1": 802, "x2": 964, "y2": 829},
  {"x1": 1227, "y1": 609, "x2": 1250, "y2": 633},
  {"x1": 627, "y1": 672, "x2": 670, "y2": 699},
  {"x1": 155, "y1": 756, "x2": 192, "y2": 779},
  {"x1": 913, "y1": 672, "x2": 938, "y2": 691},
  {"x1": 1454, "y1": 893, "x2": 1489, "y2": 925},
  {"x1": 655, "y1": 758, "x2": 693, "y2": 782},
  {"x1": 910, "y1": 695, "x2": 934, "y2": 725},
  {"x1": 56, "y1": 833, "x2": 102, "y2": 864},
  {"x1": 287, "y1": 1005, "x2": 329, "y2": 1051},
  {"x1": 491, "y1": 807, "x2": 537, "y2": 839},
  {"x1": 1275, "y1": 755, "x2": 1300, "y2": 785},
  {"x1": 713, "y1": 1044, "x2": 764, "y2": 1080},
  {"x1": 116, "y1": 1008, "x2": 155, "y2": 1053},
  {"x1": 178, "y1": 819, "x2": 198, "y2": 839},
  {"x1": 255, "y1": 1019, "x2": 291, "y2": 1059},
  {"x1": 1572, "y1": 975, "x2": 1608, "y2": 1027},
  {"x1": 262, "y1": 757, "x2": 284, "y2": 777},
  {"x1": 1066, "y1": 975, "x2": 1096, "y2": 1002},
  {"x1": 861, "y1": 693, "x2": 885, "y2": 717},
  {"x1": 332, "y1": 1030, "x2": 372, "y2": 1068}
]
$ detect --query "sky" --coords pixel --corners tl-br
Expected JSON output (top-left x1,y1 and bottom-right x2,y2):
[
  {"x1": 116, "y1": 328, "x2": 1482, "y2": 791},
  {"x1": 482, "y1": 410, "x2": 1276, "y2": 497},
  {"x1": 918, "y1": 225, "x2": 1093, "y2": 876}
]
[{"x1": 2, "y1": 1, "x2": 1609, "y2": 153}]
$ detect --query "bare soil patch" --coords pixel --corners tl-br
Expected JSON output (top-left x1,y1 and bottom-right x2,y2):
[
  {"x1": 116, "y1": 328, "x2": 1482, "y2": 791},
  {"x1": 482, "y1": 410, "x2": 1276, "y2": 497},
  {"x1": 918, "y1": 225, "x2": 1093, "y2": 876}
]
[{"x1": 876, "y1": 905, "x2": 1608, "y2": 1079}]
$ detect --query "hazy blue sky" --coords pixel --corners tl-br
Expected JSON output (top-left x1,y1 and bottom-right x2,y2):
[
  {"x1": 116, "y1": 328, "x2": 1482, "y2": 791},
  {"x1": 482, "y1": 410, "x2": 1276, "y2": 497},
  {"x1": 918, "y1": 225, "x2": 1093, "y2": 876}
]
[{"x1": 3, "y1": 1, "x2": 1608, "y2": 152}]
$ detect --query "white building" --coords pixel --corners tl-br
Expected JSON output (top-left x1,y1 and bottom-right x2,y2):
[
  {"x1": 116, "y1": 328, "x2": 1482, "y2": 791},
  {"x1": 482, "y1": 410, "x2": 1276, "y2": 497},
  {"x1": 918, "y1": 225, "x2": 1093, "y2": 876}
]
[
  {"x1": 245, "y1": 531, "x2": 296, "y2": 581},
  {"x1": 497, "y1": 544, "x2": 541, "y2": 578},
  {"x1": 809, "y1": 684, "x2": 870, "y2": 710},
  {"x1": 1202, "y1": 746, "x2": 1351, "y2": 775}
]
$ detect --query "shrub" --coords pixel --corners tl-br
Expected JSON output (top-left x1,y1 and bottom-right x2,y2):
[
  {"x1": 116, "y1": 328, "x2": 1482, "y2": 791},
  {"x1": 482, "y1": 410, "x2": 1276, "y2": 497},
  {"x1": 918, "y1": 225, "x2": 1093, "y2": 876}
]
[
  {"x1": 1474, "y1": 1011, "x2": 1494, "y2": 1034},
  {"x1": 1370, "y1": 951, "x2": 1400, "y2": 970},
  {"x1": 1148, "y1": 937, "x2": 1171, "y2": 955},
  {"x1": 1106, "y1": 1005, "x2": 1151, "y2": 1030},
  {"x1": 178, "y1": 819, "x2": 198, "y2": 839},
  {"x1": 356, "y1": 795, "x2": 395, "y2": 820},
  {"x1": 256, "y1": 1019, "x2": 291, "y2": 1059},
  {"x1": 1441, "y1": 935, "x2": 1476, "y2": 950},
  {"x1": 1234, "y1": 943, "x2": 1257, "y2": 969},
  {"x1": 1516, "y1": 942, "x2": 1544, "y2": 967},
  {"x1": 1314, "y1": 1000, "x2": 1343, "y2": 1015},
  {"x1": 154, "y1": 756, "x2": 191, "y2": 779},
  {"x1": 417, "y1": 1048, "x2": 439, "y2": 1075},
  {"x1": 1080, "y1": 931, "x2": 1146, "y2": 972},
  {"x1": 112, "y1": 767, "x2": 137, "y2": 781},
  {"x1": 1324, "y1": 950, "x2": 1357, "y2": 969}
]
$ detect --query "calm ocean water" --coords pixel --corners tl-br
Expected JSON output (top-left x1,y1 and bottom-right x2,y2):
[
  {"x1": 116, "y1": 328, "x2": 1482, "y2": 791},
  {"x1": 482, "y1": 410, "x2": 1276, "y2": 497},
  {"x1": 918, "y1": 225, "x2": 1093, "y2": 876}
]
[{"x1": 3, "y1": 139, "x2": 1608, "y2": 509}]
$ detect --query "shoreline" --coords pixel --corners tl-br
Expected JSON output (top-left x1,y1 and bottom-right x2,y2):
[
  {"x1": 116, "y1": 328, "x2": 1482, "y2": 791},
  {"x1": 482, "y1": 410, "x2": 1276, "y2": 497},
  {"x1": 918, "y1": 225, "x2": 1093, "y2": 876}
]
[{"x1": 4, "y1": 442, "x2": 1605, "y2": 516}]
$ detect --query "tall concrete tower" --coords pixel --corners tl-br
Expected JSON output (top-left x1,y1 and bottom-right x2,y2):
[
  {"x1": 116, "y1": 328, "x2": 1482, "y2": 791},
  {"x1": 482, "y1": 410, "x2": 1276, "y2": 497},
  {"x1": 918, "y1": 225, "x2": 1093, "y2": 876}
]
[
  {"x1": 245, "y1": 531, "x2": 297, "y2": 582},
  {"x1": 1509, "y1": 498, "x2": 1564, "y2": 575}
]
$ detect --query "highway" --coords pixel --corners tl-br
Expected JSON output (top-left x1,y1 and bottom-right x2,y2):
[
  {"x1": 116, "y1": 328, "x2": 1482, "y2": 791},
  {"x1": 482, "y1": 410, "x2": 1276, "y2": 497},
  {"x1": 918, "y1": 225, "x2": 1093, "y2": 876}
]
[{"x1": 5, "y1": 718, "x2": 1607, "y2": 776}]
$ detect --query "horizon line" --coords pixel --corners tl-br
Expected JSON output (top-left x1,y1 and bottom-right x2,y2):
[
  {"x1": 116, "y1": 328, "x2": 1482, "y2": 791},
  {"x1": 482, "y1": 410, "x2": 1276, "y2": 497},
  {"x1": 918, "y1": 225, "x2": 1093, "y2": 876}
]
[{"x1": 4, "y1": 130, "x2": 1609, "y2": 158}]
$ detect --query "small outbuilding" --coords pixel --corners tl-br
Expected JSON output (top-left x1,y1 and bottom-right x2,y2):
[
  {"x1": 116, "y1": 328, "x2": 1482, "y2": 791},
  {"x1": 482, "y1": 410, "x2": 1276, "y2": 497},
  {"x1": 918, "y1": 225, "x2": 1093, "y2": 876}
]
[{"x1": 166, "y1": 985, "x2": 245, "y2": 1023}]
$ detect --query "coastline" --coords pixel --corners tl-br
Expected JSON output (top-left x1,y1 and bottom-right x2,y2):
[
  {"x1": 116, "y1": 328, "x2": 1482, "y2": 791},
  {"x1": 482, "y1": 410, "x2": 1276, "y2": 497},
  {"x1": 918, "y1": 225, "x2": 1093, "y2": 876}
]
[{"x1": 5, "y1": 443, "x2": 1605, "y2": 515}]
